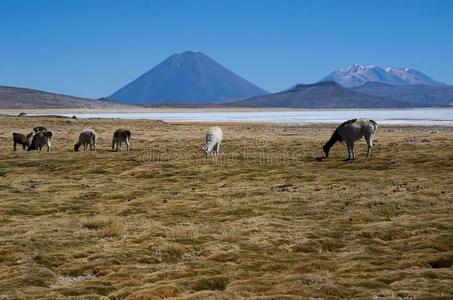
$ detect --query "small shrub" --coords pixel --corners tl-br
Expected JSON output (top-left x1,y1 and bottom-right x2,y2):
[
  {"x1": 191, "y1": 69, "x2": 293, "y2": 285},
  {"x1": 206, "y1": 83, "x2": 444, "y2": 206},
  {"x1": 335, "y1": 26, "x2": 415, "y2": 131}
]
[
  {"x1": 428, "y1": 255, "x2": 453, "y2": 269},
  {"x1": 159, "y1": 242, "x2": 185, "y2": 258},
  {"x1": 193, "y1": 276, "x2": 229, "y2": 291}
]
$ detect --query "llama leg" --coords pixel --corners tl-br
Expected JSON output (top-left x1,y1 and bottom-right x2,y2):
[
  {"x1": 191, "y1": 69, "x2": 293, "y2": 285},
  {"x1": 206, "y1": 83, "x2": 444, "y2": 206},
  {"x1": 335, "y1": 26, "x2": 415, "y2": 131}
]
[
  {"x1": 366, "y1": 136, "x2": 373, "y2": 158},
  {"x1": 216, "y1": 142, "x2": 221, "y2": 155},
  {"x1": 14, "y1": 142, "x2": 17, "y2": 151},
  {"x1": 346, "y1": 142, "x2": 351, "y2": 160},
  {"x1": 350, "y1": 143, "x2": 355, "y2": 160}
]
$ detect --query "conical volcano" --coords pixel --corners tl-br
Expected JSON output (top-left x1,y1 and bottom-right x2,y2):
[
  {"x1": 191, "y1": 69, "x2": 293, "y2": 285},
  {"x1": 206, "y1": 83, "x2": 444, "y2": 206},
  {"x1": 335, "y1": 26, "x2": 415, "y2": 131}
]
[{"x1": 108, "y1": 51, "x2": 268, "y2": 105}]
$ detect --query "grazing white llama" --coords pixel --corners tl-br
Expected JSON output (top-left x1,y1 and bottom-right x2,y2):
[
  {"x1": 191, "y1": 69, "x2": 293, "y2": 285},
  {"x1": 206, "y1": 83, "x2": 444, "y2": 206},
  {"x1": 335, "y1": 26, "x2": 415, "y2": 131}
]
[
  {"x1": 323, "y1": 119, "x2": 377, "y2": 160},
  {"x1": 203, "y1": 127, "x2": 223, "y2": 156}
]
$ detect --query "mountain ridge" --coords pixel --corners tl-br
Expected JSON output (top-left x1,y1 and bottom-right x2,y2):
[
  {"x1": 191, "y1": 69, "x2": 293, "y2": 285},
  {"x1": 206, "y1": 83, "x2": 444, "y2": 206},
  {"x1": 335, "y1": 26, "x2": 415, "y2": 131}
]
[
  {"x1": 0, "y1": 85, "x2": 129, "y2": 109},
  {"x1": 230, "y1": 81, "x2": 410, "y2": 108},
  {"x1": 352, "y1": 81, "x2": 453, "y2": 107}
]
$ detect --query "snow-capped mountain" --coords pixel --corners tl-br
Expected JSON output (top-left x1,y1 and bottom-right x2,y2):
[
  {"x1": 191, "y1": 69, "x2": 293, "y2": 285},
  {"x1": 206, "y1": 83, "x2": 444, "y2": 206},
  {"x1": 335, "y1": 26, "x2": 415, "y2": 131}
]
[
  {"x1": 384, "y1": 67, "x2": 443, "y2": 86},
  {"x1": 320, "y1": 64, "x2": 444, "y2": 87}
]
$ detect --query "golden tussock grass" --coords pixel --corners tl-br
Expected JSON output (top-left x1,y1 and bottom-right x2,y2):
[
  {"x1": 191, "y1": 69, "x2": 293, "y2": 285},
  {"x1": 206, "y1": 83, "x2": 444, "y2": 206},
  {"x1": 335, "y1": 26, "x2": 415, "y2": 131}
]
[
  {"x1": 82, "y1": 216, "x2": 125, "y2": 238},
  {"x1": 0, "y1": 115, "x2": 452, "y2": 299}
]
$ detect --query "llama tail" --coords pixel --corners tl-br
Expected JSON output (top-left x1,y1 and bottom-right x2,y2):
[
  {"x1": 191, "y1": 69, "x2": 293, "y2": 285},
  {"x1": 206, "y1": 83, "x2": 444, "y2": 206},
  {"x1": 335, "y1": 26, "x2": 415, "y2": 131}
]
[{"x1": 370, "y1": 119, "x2": 378, "y2": 133}]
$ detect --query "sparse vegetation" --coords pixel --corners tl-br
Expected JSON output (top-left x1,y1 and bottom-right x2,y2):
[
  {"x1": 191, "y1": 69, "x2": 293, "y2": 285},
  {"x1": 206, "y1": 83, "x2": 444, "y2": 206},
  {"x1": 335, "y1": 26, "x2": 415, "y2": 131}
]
[{"x1": 0, "y1": 115, "x2": 452, "y2": 299}]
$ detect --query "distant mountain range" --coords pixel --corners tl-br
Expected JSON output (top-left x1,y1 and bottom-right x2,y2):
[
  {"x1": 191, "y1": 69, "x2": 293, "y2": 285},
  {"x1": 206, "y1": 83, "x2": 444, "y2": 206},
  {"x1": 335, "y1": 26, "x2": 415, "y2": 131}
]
[
  {"x1": 230, "y1": 81, "x2": 409, "y2": 108},
  {"x1": 351, "y1": 81, "x2": 453, "y2": 107},
  {"x1": 108, "y1": 51, "x2": 268, "y2": 105},
  {"x1": 1, "y1": 58, "x2": 452, "y2": 109},
  {"x1": 321, "y1": 64, "x2": 444, "y2": 87},
  {"x1": 232, "y1": 64, "x2": 451, "y2": 108},
  {"x1": 0, "y1": 86, "x2": 129, "y2": 109}
]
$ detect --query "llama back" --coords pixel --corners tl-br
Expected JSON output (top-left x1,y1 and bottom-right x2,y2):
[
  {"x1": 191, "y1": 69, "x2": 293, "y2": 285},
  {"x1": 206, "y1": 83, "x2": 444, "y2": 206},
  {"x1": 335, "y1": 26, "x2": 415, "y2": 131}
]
[{"x1": 206, "y1": 127, "x2": 223, "y2": 143}]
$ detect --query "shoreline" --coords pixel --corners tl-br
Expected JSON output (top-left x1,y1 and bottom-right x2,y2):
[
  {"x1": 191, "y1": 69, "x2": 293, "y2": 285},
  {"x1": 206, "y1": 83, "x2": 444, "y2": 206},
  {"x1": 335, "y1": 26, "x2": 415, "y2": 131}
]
[
  {"x1": 1, "y1": 115, "x2": 452, "y2": 129},
  {"x1": 1, "y1": 107, "x2": 453, "y2": 114},
  {"x1": 1, "y1": 107, "x2": 452, "y2": 126}
]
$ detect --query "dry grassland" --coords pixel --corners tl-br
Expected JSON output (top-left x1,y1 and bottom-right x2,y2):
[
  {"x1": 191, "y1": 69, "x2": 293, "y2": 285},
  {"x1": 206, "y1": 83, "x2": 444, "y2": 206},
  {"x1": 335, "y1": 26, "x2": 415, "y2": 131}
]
[{"x1": 0, "y1": 115, "x2": 451, "y2": 299}]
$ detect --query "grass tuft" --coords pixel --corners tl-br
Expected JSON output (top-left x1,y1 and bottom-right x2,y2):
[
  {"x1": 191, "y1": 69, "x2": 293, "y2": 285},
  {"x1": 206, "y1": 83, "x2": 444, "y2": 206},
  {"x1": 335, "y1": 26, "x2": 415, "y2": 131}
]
[
  {"x1": 159, "y1": 242, "x2": 185, "y2": 259},
  {"x1": 82, "y1": 216, "x2": 124, "y2": 238},
  {"x1": 193, "y1": 276, "x2": 229, "y2": 291}
]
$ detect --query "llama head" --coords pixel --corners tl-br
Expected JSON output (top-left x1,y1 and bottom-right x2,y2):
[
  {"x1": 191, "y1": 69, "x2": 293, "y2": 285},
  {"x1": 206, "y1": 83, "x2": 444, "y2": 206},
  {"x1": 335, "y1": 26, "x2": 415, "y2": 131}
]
[
  {"x1": 322, "y1": 143, "x2": 330, "y2": 158},
  {"x1": 74, "y1": 143, "x2": 80, "y2": 152},
  {"x1": 202, "y1": 145, "x2": 208, "y2": 155},
  {"x1": 26, "y1": 133, "x2": 33, "y2": 146}
]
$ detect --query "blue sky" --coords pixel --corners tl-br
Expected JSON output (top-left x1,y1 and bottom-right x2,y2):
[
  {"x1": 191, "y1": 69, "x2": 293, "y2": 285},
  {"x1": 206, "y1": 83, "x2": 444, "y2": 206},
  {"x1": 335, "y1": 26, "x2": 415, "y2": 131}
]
[{"x1": 0, "y1": 0, "x2": 452, "y2": 98}]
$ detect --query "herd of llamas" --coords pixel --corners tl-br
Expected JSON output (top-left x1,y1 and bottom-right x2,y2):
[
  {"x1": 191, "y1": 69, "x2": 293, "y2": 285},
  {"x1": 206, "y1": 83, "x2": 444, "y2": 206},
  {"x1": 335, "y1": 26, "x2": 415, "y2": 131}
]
[{"x1": 11, "y1": 118, "x2": 378, "y2": 160}]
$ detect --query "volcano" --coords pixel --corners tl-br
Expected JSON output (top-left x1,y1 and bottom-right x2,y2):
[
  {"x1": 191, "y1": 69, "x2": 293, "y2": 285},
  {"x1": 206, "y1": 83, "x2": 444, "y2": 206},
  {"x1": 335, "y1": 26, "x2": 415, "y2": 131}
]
[{"x1": 108, "y1": 51, "x2": 268, "y2": 105}]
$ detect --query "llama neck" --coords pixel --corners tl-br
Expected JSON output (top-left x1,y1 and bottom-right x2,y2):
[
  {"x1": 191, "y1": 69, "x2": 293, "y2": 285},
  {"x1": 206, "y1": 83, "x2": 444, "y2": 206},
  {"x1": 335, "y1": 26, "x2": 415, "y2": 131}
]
[{"x1": 325, "y1": 130, "x2": 341, "y2": 150}]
